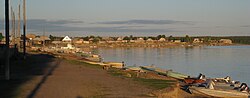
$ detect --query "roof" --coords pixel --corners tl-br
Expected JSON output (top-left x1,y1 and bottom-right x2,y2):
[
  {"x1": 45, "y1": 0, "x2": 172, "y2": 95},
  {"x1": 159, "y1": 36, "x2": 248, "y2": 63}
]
[
  {"x1": 40, "y1": 36, "x2": 51, "y2": 40},
  {"x1": 33, "y1": 37, "x2": 43, "y2": 41},
  {"x1": 62, "y1": 36, "x2": 72, "y2": 41}
]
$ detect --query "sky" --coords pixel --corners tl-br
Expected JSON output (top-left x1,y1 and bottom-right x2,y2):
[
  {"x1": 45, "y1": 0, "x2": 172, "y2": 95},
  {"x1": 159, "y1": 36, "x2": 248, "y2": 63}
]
[{"x1": 0, "y1": 0, "x2": 250, "y2": 37}]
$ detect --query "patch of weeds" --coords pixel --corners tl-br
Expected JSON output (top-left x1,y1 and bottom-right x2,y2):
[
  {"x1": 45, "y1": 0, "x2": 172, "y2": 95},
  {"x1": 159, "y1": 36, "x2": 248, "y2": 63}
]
[
  {"x1": 133, "y1": 78, "x2": 176, "y2": 90},
  {"x1": 107, "y1": 68, "x2": 126, "y2": 76},
  {"x1": 66, "y1": 59, "x2": 102, "y2": 69}
]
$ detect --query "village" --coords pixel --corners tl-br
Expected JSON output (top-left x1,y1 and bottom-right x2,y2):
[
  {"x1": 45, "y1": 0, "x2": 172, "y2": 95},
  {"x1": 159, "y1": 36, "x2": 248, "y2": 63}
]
[{"x1": 0, "y1": 32, "x2": 234, "y2": 49}]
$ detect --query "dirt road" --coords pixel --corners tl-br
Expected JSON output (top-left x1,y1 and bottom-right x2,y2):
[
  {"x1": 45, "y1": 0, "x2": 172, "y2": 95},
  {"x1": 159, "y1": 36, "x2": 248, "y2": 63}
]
[{"x1": 27, "y1": 59, "x2": 153, "y2": 98}]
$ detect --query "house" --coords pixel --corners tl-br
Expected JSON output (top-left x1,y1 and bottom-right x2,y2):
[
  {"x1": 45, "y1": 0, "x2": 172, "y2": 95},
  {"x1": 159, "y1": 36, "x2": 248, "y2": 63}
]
[
  {"x1": 74, "y1": 39, "x2": 84, "y2": 44},
  {"x1": 61, "y1": 43, "x2": 75, "y2": 50},
  {"x1": 32, "y1": 36, "x2": 51, "y2": 45},
  {"x1": 146, "y1": 38, "x2": 154, "y2": 42},
  {"x1": 117, "y1": 37, "x2": 123, "y2": 41},
  {"x1": 158, "y1": 38, "x2": 166, "y2": 42},
  {"x1": 135, "y1": 37, "x2": 144, "y2": 43},
  {"x1": 174, "y1": 40, "x2": 181, "y2": 43},
  {"x1": 219, "y1": 39, "x2": 232, "y2": 44},
  {"x1": 62, "y1": 36, "x2": 72, "y2": 42},
  {"x1": 83, "y1": 41, "x2": 90, "y2": 44},
  {"x1": 26, "y1": 34, "x2": 36, "y2": 40},
  {"x1": 122, "y1": 40, "x2": 128, "y2": 43},
  {"x1": 116, "y1": 37, "x2": 124, "y2": 43},
  {"x1": 99, "y1": 41, "x2": 106, "y2": 44},
  {"x1": 33, "y1": 37, "x2": 43, "y2": 45},
  {"x1": 193, "y1": 38, "x2": 201, "y2": 43}
]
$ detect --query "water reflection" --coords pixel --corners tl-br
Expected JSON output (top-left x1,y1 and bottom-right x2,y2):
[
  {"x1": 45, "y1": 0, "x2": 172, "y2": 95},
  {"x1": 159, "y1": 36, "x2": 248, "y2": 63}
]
[{"x1": 98, "y1": 46, "x2": 250, "y2": 84}]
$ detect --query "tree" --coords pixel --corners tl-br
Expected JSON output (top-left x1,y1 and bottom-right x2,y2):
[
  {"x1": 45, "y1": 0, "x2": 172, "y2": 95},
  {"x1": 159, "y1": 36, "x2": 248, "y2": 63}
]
[
  {"x1": 0, "y1": 33, "x2": 3, "y2": 40},
  {"x1": 123, "y1": 36, "x2": 130, "y2": 40},
  {"x1": 168, "y1": 35, "x2": 173, "y2": 41},
  {"x1": 156, "y1": 35, "x2": 161, "y2": 40},
  {"x1": 129, "y1": 35, "x2": 134, "y2": 40},
  {"x1": 185, "y1": 35, "x2": 191, "y2": 43},
  {"x1": 92, "y1": 37, "x2": 100, "y2": 43},
  {"x1": 49, "y1": 35, "x2": 54, "y2": 41},
  {"x1": 83, "y1": 36, "x2": 90, "y2": 41}
]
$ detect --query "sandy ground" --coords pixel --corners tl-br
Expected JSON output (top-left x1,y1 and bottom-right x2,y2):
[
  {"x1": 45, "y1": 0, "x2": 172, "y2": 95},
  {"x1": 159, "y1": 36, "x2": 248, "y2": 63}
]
[
  {"x1": 10, "y1": 53, "x2": 205, "y2": 98},
  {"x1": 24, "y1": 58, "x2": 155, "y2": 98}
]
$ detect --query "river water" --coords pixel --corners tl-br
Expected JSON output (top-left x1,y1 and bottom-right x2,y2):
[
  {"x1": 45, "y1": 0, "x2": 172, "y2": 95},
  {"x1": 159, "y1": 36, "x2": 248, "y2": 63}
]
[{"x1": 98, "y1": 45, "x2": 250, "y2": 84}]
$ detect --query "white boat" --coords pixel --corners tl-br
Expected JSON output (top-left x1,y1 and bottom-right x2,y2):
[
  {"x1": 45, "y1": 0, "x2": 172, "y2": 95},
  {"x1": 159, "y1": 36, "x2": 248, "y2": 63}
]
[
  {"x1": 189, "y1": 86, "x2": 249, "y2": 98},
  {"x1": 125, "y1": 66, "x2": 142, "y2": 71}
]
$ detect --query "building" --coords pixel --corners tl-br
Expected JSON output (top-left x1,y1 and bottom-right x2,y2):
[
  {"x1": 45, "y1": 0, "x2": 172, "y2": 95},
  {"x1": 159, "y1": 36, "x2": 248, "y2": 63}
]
[
  {"x1": 193, "y1": 38, "x2": 201, "y2": 43},
  {"x1": 158, "y1": 38, "x2": 166, "y2": 42},
  {"x1": 219, "y1": 39, "x2": 232, "y2": 44},
  {"x1": 174, "y1": 40, "x2": 181, "y2": 43},
  {"x1": 135, "y1": 37, "x2": 144, "y2": 43},
  {"x1": 26, "y1": 34, "x2": 36, "y2": 40},
  {"x1": 74, "y1": 39, "x2": 84, "y2": 44},
  {"x1": 62, "y1": 36, "x2": 72, "y2": 42},
  {"x1": 146, "y1": 38, "x2": 154, "y2": 42}
]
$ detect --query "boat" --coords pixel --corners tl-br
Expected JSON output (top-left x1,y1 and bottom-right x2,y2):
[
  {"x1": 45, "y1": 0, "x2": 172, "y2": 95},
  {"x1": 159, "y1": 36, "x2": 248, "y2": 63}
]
[
  {"x1": 166, "y1": 70, "x2": 189, "y2": 80},
  {"x1": 189, "y1": 86, "x2": 249, "y2": 98},
  {"x1": 103, "y1": 62, "x2": 124, "y2": 68},
  {"x1": 184, "y1": 73, "x2": 206, "y2": 84},
  {"x1": 125, "y1": 66, "x2": 142, "y2": 71},
  {"x1": 76, "y1": 52, "x2": 102, "y2": 62},
  {"x1": 186, "y1": 79, "x2": 250, "y2": 97},
  {"x1": 140, "y1": 65, "x2": 168, "y2": 76},
  {"x1": 140, "y1": 65, "x2": 189, "y2": 80}
]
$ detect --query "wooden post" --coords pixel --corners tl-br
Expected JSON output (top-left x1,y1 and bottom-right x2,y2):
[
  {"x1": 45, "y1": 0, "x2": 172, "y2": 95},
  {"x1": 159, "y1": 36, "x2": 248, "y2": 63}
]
[
  {"x1": 17, "y1": 2, "x2": 21, "y2": 50},
  {"x1": 23, "y1": 0, "x2": 26, "y2": 59},
  {"x1": 5, "y1": 0, "x2": 10, "y2": 80}
]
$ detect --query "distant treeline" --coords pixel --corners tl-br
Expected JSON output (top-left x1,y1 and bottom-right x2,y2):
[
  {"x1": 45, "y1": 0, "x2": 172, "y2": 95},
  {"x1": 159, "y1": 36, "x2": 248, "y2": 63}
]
[
  {"x1": 209, "y1": 36, "x2": 250, "y2": 44},
  {"x1": 48, "y1": 35, "x2": 250, "y2": 44}
]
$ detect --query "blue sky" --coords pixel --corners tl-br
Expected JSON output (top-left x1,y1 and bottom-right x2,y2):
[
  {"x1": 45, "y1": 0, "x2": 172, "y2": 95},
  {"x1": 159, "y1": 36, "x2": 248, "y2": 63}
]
[{"x1": 0, "y1": 0, "x2": 250, "y2": 36}]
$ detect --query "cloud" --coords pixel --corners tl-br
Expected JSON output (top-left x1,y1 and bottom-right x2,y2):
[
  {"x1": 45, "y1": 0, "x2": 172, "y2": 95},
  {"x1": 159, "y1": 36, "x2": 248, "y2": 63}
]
[
  {"x1": 96, "y1": 19, "x2": 193, "y2": 25},
  {"x1": 0, "y1": 19, "x2": 176, "y2": 33},
  {"x1": 240, "y1": 25, "x2": 250, "y2": 28},
  {"x1": 0, "y1": 19, "x2": 84, "y2": 31}
]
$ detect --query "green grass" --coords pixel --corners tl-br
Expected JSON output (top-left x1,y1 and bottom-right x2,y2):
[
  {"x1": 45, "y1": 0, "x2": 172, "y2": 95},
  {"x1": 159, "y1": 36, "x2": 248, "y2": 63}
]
[
  {"x1": 66, "y1": 59, "x2": 176, "y2": 90},
  {"x1": 107, "y1": 68, "x2": 127, "y2": 76},
  {"x1": 65, "y1": 59, "x2": 102, "y2": 69},
  {"x1": 107, "y1": 68, "x2": 176, "y2": 90},
  {"x1": 134, "y1": 78, "x2": 176, "y2": 90}
]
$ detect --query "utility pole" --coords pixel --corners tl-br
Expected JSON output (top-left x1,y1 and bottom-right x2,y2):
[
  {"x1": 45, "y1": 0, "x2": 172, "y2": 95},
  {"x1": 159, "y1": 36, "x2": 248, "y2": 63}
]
[
  {"x1": 23, "y1": 0, "x2": 26, "y2": 59},
  {"x1": 11, "y1": 7, "x2": 16, "y2": 45},
  {"x1": 18, "y1": 1, "x2": 21, "y2": 49},
  {"x1": 5, "y1": 0, "x2": 10, "y2": 80}
]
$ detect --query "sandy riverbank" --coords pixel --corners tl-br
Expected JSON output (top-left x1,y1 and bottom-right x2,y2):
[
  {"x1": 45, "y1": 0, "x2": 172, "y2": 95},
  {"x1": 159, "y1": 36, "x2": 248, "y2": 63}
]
[{"x1": 1, "y1": 52, "x2": 206, "y2": 98}]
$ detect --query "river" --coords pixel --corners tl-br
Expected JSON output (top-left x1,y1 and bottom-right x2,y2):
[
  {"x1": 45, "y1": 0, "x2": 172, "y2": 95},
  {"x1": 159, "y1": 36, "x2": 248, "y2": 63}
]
[{"x1": 98, "y1": 45, "x2": 250, "y2": 84}]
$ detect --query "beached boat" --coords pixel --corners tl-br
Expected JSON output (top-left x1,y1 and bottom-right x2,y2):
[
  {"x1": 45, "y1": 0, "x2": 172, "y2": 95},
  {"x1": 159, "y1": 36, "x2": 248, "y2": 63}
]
[
  {"x1": 184, "y1": 73, "x2": 206, "y2": 84},
  {"x1": 125, "y1": 66, "x2": 142, "y2": 71},
  {"x1": 189, "y1": 86, "x2": 249, "y2": 98},
  {"x1": 140, "y1": 66, "x2": 168, "y2": 75},
  {"x1": 76, "y1": 52, "x2": 102, "y2": 62},
  {"x1": 103, "y1": 62, "x2": 124, "y2": 68},
  {"x1": 140, "y1": 66, "x2": 189, "y2": 80},
  {"x1": 166, "y1": 71, "x2": 189, "y2": 80}
]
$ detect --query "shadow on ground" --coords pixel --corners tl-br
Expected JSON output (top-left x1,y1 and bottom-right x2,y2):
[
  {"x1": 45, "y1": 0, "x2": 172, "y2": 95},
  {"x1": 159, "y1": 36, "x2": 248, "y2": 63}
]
[{"x1": 0, "y1": 53, "x2": 56, "y2": 98}]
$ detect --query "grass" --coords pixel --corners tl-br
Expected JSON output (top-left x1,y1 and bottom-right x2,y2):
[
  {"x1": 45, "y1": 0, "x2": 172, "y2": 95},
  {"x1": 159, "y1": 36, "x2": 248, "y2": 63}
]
[
  {"x1": 133, "y1": 78, "x2": 176, "y2": 90},
  {"x1": 66, "y1": 59, "x2": 176, "y2": 90},
  {"x1": 65, "y1": 59, "x2": 102, "y2": 69},
  {"x1": 107, "y1": 68, "x2": 176, "y2": 90}
]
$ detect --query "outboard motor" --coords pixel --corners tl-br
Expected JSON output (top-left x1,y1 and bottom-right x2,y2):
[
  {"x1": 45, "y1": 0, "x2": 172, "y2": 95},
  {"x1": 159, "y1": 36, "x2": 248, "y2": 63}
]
[{"x1": 197, "y1": 73, "x2": 205, "y2": 79}]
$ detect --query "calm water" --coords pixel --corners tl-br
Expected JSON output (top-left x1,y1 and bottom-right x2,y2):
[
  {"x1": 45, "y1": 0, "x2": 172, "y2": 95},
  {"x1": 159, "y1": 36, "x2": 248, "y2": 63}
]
[{"x1": 98, "y1": 46, "x2": 250, "y2": 84}]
